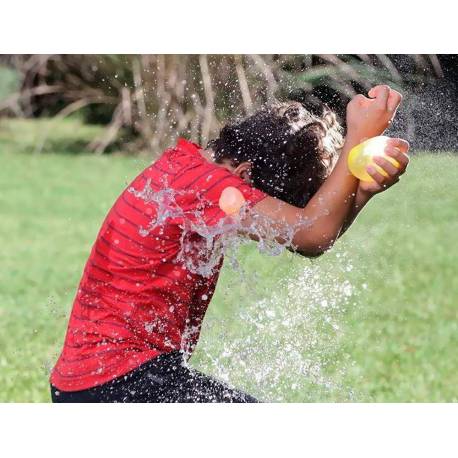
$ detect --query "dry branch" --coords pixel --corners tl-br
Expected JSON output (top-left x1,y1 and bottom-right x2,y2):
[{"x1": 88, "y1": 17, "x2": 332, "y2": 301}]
[
  {"x1": 0, "y1": 54, "x2": 443, "y2": 154},
  {"x1": 234, "y1": 55, "x2": 253, "y2": 115}
]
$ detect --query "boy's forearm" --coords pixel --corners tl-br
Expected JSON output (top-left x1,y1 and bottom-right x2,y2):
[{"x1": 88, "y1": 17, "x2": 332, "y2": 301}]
[
  {"x1": 252, "y1": 86, "x2": 404, "y2": 256},
  {"x1": 302, "y1": 84, "x2": 403, "y2": 251},
  {"x1": 339, "y1": 188, "x2": 372, "y2": 237},
  {"x1": 297, "y1": 132, "x2": 363, "y2": 250}
]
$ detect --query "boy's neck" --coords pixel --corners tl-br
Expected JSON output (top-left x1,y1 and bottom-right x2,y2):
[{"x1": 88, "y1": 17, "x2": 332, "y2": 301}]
[
  {"x1": 199, "y1": 148, "x2": 215, "y2": 163},
  {"x1": 199, "y1": 148, "x2": 235, "y2": 173}
]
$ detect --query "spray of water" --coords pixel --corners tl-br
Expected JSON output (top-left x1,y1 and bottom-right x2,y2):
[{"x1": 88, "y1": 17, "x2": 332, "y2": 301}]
[
  {"x1": 129, "y1": 177, "x2": 362, "y2": 401},
  {"x1": 192, "y1": 246, "x2": 360, "y2": 402}
]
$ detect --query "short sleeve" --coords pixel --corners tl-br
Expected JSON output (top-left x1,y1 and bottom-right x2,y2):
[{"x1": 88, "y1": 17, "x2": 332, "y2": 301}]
[{"x1": 180, "y1": 161, "x2": 267, "y2": 227}]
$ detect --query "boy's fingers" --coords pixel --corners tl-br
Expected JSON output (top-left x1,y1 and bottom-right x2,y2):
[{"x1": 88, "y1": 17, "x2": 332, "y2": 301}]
[
  {"x1": 373, "y1": 156, "x2": 400, "y2": 176},
  {"x1": 387, "y1": 137, "x2": 410, "y2": 154},
  {"x1": 367, "y1": 86, "x2": 380, "y2": 98},
  {"x1": 385, "y1": 147, "x2": 410, "y2": 170},
  {"x1": 366, "y1": 166, "x2": 388, "y2": 186},
  {"x1": 354, "y1": 93, "x2": 371, "y2": 108},
  {"x1": 368, "y1": 85, "x2": 390, "y2": 109},
  {"x1": 387, "y1": 89, "x2": 403, "y2": 112}
]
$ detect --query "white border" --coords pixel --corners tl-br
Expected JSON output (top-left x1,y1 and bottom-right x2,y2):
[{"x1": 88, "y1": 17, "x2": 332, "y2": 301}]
[
  {"x1": 1, "y1": 404, "x2": 457, "y2": 457},
  {"x1": 1, "y1": 2, "x2": 456, "y2": 457},
  {"x1": 1, "y1": 1, "x2": 456, "y2": 53}
]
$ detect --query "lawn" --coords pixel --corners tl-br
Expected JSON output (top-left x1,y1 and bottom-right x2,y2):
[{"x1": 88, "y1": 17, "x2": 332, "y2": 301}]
[{"x1": 1, "y1": 120, "x2": 457, "y2": 402}]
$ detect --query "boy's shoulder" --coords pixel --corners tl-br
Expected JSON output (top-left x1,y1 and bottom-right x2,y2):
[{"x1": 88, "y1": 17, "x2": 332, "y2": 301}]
[
  {"x1": 154, "y1": 138, "x2": 233, "y2": 190},
  {"x1": 162, "y1": 138, "x2": 202, "y2": 163},
  {"x1": 155, "y1": 138, "x2": 205, "y2": 173}
]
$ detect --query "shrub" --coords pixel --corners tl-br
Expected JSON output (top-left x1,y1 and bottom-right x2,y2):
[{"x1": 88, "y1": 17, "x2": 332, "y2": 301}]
[{"x1": 0, "y1": 54, "x2": 445, "y2": 154}]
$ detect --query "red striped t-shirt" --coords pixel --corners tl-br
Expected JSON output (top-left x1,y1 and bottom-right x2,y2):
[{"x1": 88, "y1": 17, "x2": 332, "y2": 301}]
[{"x1": 50, "y1": 138, "x2": 267, "y2": 392}]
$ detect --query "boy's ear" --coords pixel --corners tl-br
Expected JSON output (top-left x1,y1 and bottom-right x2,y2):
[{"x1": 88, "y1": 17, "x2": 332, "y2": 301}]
[{"x1": 233, "y1": 162, "x2": 252, "y2": 184}]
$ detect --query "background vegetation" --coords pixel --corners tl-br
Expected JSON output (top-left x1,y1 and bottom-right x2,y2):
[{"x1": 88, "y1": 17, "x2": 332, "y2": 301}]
[{"x1": 1, "y1": 54, "x2": 456, "y2": 154}]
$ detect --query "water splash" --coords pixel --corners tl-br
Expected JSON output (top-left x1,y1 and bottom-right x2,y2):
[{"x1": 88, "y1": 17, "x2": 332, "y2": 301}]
[
  {"x1": 129, "y1": 177, "x2": 186, "y2": 236},
  {"x1": 193, "y1": 248, "x2": 360, "y2": 402},
  {"x1": 129, "y1": 178, "x2": 300, "y2": 279},
  {"x1": 129, "y1": 178, "x2": 360, "y2": 401}
]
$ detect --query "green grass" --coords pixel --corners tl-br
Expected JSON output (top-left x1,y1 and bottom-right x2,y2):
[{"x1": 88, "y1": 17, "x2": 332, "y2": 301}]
[
  {"x1": 1, "y1": 123, "x2": 457, "y2": 402},
  {"x1": 0, "y1": 117, "x2": 105, "y2": 154}
]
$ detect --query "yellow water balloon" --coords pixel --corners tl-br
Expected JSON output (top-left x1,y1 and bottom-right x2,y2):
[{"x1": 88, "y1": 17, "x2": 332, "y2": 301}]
[
  {"x1": 348, "y1": 135, "x2": 400, "y2": 182},
  {"x1": 219, "y1": 186, "x2": 246, "y2": 215}
]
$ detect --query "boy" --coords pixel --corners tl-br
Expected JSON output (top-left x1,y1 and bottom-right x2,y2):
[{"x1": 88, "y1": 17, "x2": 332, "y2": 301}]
[{"x1": 50, "y1": 85, "x2": 409, "y2": 402}]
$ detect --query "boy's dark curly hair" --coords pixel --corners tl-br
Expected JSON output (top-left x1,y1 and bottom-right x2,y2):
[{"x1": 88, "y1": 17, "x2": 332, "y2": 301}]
[{"x1": 208, "y1": 101, "x2": 344, "y2": 207}]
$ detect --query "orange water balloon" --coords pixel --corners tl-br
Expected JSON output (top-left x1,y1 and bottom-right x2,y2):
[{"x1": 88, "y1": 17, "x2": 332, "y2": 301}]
[{"x1": 219, "y1": 186, "x2": 246, "y2": 215}]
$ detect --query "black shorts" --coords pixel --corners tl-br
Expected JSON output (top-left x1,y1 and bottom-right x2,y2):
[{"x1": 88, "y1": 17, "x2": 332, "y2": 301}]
[{"x1": 50, "y1": 351, "x2": 258, "y2": 403}]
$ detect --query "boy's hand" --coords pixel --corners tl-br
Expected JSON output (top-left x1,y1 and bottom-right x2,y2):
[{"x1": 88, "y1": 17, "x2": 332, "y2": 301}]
[
  {"x1": 358, "y1": 138, "x2": 410, "y2": 196},
  {"x1": 346, "y1": 85, "x2": 402, "y2": 143}
]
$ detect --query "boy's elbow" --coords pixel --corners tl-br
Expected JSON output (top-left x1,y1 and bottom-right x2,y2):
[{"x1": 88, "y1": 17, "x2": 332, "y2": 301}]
[
  {"x1": 296, "y1": 248, "x2": 326, "y2": 258},
  {"x1": 292, "y1": 241, "x2": 333, "y2": 258},
  {"x1": 289, "y1": 230, "x2": 339, "y2": 258},
  {"x1": 304, "y1": 249, "x2": 326, "y2": 258}
]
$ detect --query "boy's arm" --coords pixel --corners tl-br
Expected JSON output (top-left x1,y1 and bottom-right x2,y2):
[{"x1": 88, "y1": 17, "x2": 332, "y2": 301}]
[
  {"x1": 240, "y1": 85, "x2": 406, "y2": 257},
  {"x1": 339, "y1": 189, "x2": 372, "y2": 238},
  {"x1": 245, "y1": 135, "x2": 408, "y2": 256}
]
